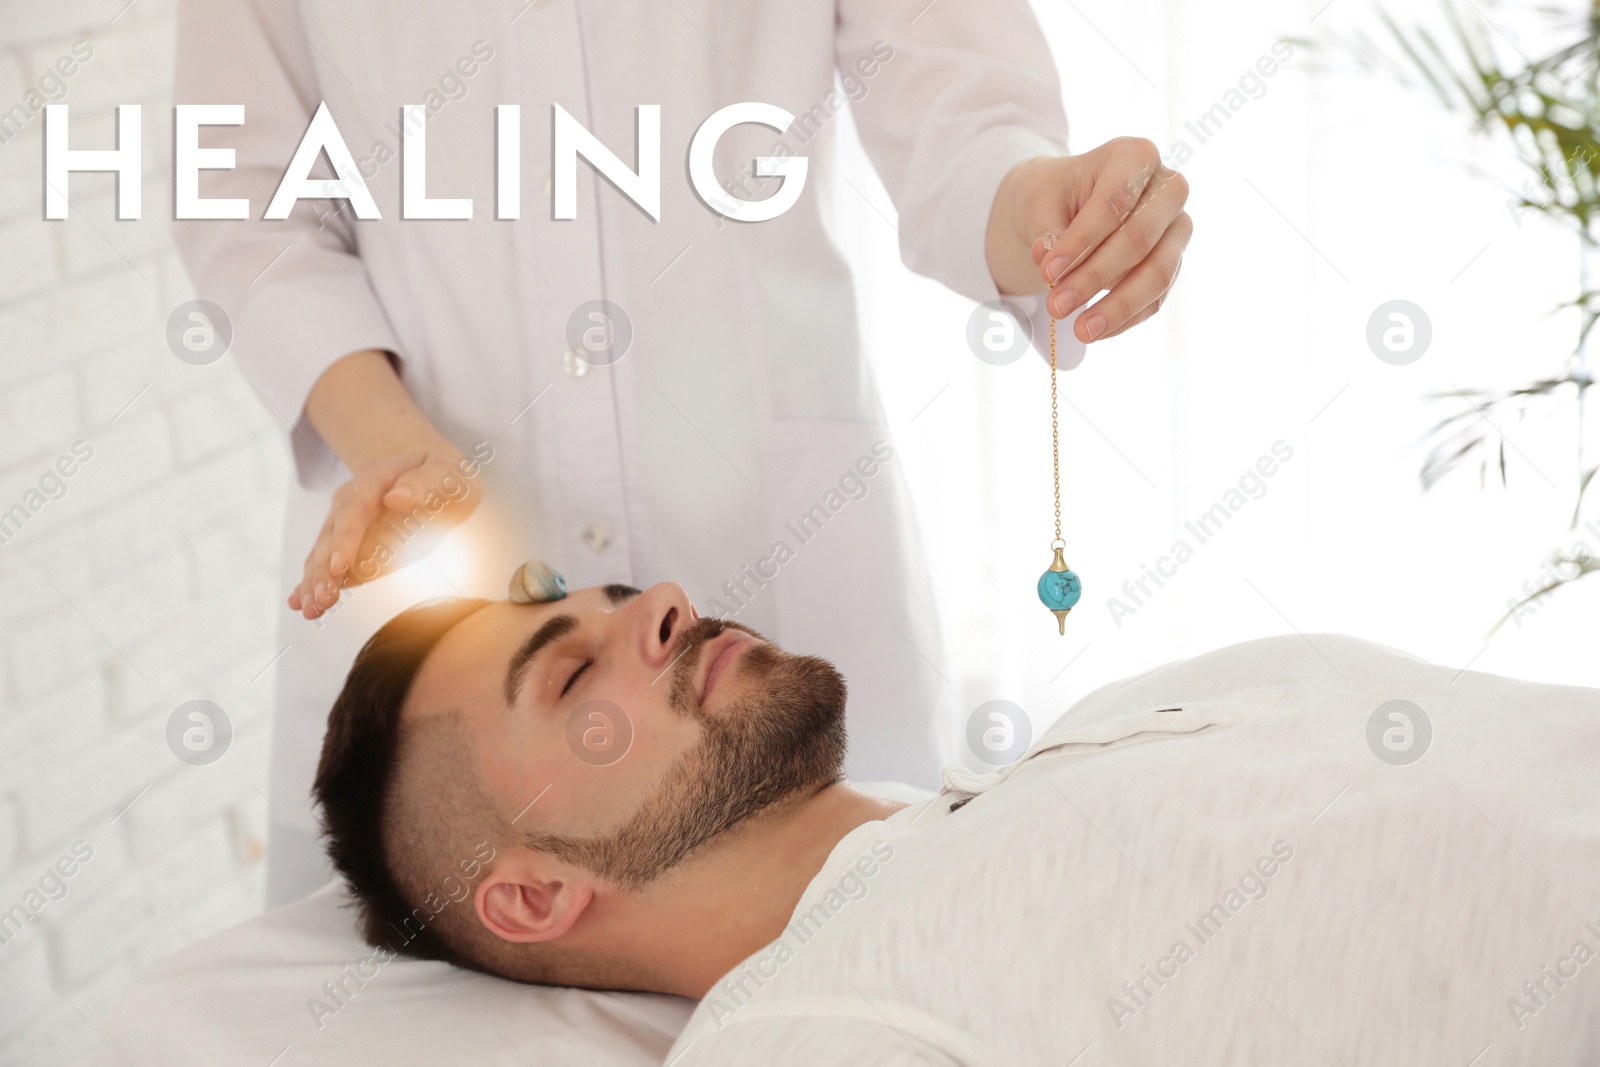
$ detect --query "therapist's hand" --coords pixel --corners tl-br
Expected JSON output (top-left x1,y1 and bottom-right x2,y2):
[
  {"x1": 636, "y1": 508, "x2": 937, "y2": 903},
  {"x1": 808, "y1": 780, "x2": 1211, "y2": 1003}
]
[
  {"x1": 290, "y1": 348, "x2": 484, "y2": 620},
  {"x1": 287, "y1": 445, "x2": 481, "y2": 619},
  {"x1": 986, "y1": 137, "x2": 1191, "y2": 345}
]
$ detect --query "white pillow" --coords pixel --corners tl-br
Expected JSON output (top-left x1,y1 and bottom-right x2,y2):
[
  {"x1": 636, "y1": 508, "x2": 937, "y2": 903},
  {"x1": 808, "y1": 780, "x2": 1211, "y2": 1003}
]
[
  {"x1": 87, "y1": 879, "x2": 695, "y2": 1066},
  {"x1": 86, "y1": 781, "x2": 932, "y2": 1067}
]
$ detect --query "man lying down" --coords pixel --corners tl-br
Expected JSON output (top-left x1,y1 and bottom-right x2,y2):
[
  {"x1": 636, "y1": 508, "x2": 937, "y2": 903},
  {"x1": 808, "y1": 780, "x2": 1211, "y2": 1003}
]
[{"x1": 314, "y1": 581, "x2": 1599, "y2": 1065}]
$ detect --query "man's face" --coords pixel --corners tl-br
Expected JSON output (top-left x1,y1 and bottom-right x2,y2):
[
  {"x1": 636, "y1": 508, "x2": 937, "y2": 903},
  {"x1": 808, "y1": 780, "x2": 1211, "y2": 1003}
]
[{"x1": 403, "y1": 582, "x2": 847, "y2": 889}]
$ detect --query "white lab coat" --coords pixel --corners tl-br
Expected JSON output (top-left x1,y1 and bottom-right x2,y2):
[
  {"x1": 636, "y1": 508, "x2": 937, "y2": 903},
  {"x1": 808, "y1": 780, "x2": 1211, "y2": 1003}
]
[{"x1": 174, "y1": 0, "x2": 1072, "y2": 903}]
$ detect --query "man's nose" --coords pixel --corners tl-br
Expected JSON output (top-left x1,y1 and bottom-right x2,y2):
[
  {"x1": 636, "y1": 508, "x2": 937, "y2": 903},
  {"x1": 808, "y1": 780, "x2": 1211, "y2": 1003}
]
[{"x1": 627, "y1": 582, "x2": 697, "y2": 671}]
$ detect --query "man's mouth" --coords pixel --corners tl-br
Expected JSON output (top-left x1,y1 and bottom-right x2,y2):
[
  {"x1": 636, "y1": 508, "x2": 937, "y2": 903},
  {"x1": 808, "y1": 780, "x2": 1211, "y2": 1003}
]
[
  {"x1": 684, "y1": 626, "x2": 756, "y2": 710},
  {"x1": 667, "y1": 617, "x2": 766, "y2": 715}
]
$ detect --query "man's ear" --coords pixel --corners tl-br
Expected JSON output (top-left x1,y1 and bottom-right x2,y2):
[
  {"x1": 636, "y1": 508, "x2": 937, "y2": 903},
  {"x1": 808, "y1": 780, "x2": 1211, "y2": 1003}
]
[{"x1": 475, "y1": 853, "x2": 595, "y2": 944}]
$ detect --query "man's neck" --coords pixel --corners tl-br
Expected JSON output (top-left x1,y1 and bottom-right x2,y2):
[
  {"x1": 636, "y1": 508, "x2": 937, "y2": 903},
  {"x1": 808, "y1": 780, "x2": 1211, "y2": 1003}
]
[{"x1": 620, "y1": 781, "x2": 906, "y2": 998}]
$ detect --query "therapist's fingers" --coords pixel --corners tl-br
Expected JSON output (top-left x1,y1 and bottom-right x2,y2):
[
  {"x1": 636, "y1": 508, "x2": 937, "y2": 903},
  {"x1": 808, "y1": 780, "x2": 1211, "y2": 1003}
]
[
  {"x1": 1094, "y1": 260, "x2": 1178, "y2": 342},
  {"x1": 1036, "y1": 138, "x2": 1165, "y2": 289},
  {"x1": 290, "y1": 451, "x2": 426, "y2": 618},
  {"x1": 300, "y1": 491, "x2": 380, "y2": 619},
  {"x1": 288, "y1": 511, "x2": 338, "y2": 615},
  {"x1": 1049, "y1": 166, "x2": 1189, "y2": 327},
  {"x1": 1066, "y1": 209, "x2": 1192, "y2": 343},
  {"x1": 296, "y1": 526, "x2": 345, "y2": 619},
  {"x1": 317, "y1": 452, "x2": 426, "y2": 592}
]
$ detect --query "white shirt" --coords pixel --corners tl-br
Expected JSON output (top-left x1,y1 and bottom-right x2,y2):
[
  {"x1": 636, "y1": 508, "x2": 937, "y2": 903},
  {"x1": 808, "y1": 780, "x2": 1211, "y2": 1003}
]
[
  {"x1": 172, "y1": 0, "x2": 1075, "y2": 902},
  {"x1": 664, "y1": 635, "x2": 1600, "y2": 1065}
]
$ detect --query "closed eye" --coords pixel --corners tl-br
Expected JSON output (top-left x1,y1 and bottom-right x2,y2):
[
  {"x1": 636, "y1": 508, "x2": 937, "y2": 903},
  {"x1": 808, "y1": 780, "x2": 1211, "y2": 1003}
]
[{"x1": 561, "y1": 660, "x2": 593, "y2": 698}]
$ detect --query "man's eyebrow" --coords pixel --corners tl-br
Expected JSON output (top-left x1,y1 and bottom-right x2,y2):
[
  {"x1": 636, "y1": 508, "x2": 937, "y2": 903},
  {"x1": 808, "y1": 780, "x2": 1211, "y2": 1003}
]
[
  {"x1": 501, "y1": 586, "x2": 641, "y2": 707},
  {"x1": 504, "y1": 614, "x2": 577, "y2": 707}
]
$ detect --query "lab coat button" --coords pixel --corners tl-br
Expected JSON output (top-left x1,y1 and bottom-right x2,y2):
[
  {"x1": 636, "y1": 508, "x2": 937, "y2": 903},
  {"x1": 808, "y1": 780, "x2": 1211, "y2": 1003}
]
[
  {"x1": 583, "y1": 521, "x2": 612, "y2": 553},
  {"x1": 563, "y1": 347, "x2": 589, "y2": 378}
]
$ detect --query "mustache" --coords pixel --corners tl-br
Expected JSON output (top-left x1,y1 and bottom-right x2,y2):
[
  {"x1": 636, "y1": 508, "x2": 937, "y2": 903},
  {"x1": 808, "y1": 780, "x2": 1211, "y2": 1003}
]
[{"x1": 666, "y1": 616, "x2": 762, "y2": 714}]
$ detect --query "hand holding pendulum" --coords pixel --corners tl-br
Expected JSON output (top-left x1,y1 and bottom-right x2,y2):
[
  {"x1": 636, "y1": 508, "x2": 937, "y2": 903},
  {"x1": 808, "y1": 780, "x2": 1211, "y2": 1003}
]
[{"x1": 1037, "y1": 315, "x2": 1082, "y2": 634}]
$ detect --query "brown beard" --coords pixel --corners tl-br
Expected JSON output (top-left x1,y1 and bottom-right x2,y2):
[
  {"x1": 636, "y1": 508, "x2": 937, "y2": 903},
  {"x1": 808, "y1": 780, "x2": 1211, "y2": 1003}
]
[{"x1": 517, "y1": 617, "x2": 848, "y2": 890}]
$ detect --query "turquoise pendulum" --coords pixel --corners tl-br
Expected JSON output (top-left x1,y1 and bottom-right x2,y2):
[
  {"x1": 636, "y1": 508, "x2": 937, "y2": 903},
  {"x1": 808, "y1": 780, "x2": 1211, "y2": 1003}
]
[
  {"x1": 1037, "y1": 316, "x2": 1082, "y2": 634},
  {"x1": 1038, "y1": 542, "x2": 1082, "y2": 635}
]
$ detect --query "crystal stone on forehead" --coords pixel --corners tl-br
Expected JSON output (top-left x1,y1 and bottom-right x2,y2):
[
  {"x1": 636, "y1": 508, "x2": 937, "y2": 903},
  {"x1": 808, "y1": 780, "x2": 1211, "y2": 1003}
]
[{"x1": 509, "y1": 560, "x2": 568, "y2": 604}]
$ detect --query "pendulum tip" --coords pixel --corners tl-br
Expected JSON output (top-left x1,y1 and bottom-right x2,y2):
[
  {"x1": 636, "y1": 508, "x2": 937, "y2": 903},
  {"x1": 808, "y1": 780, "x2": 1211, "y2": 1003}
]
[{"x1": 1053, "y1": 609, "x2": 1069, "y2": 635}]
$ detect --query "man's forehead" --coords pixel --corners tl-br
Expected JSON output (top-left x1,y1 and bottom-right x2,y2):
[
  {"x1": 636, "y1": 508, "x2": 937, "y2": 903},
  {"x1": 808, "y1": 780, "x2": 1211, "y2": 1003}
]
[{"x1": 403, "y1": 588, "x2": 611, "y2": 722}]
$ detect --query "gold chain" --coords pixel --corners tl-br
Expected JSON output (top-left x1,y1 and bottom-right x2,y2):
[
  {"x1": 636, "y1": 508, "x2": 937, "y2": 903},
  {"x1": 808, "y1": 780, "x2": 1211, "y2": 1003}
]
[{"x1": 1050, "y1": 315, "x2": 1061, "y2": 544}]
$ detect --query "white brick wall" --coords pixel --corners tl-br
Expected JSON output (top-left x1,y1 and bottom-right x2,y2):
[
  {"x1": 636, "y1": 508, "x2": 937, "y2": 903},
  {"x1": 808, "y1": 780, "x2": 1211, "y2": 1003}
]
[{"x1": 0, "y1": 2, "x2": 288, "y2": 1063}]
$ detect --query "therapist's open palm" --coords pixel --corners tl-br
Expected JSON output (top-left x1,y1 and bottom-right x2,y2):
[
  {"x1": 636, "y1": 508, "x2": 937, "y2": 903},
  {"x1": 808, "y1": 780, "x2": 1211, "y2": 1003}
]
[{"x1": 287, "y1": 447, "x2": 480, "y2": 620}]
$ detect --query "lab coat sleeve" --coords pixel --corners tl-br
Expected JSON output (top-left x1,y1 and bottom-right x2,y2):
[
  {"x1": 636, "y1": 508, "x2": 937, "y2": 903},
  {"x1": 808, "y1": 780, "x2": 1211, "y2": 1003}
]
[
  {"x1": 834, "y1": 0, "x2": 1071, "y2": 306},
  {"x1": 173, "y1": 0, "x2": 404, "y2": 487}
]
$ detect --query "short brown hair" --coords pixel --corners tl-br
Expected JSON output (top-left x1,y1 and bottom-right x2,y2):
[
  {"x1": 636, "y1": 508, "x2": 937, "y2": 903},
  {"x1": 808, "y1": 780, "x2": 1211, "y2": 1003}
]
[{"x1": 312, "y1": 597, "x2": 493, "y2": 970}]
